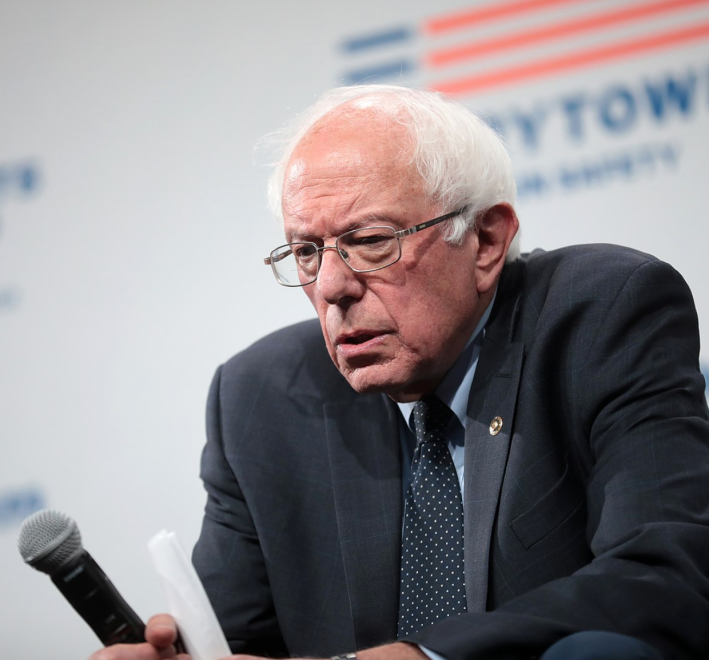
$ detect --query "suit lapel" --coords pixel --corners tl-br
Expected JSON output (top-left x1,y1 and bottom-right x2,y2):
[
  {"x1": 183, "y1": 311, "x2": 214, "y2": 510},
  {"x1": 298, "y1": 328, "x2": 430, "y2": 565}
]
[
  {"x1": 463, "y1": 338, "x2": 523, "y2": 611},
  {"x1": 325, "y1": 394, "x2": 402, "y2": 648},
  {"x1": 462, "y1": 264, "x2": 525, "y2": 612}
]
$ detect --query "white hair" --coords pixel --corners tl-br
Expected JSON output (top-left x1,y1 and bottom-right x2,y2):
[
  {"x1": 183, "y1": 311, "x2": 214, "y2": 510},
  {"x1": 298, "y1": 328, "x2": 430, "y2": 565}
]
[{"x1": 265, "y1": 84, "x2": 520, "y2": 261}]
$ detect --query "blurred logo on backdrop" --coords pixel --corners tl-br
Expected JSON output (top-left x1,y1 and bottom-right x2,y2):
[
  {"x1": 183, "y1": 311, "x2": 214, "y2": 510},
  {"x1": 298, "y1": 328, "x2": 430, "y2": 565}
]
[
  {"x1": 0, "y1": 285, "x2": 21, "y2": 312},
  {"x1": 0, "y1": 160, "x2": 39, "y2": 228},
  {"x1": 0, "y1": 160, "x2": 41, "y2": 314},
  {"x1": 0, "y1": 486, "x2": 46, "y2": 530},
  {"x1": 337, "y1": 0, "x2": 709, "y2": 199}
]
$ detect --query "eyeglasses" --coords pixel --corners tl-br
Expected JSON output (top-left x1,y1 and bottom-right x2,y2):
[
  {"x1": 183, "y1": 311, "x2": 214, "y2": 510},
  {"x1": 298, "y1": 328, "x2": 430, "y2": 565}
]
[{"x1": 264, "y1": 207, "x2": 469, "y2": 287}]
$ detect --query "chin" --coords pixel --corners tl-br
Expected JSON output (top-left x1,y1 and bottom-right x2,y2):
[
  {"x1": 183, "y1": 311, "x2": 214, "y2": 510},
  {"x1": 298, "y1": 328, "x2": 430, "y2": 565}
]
[
  {"x1": 338, "y1": 361, "x2": 422, "y2": 400},
  {"x1": 338, "y1": 358, "x2": 442, "y2": 403},
  {"x1": 340, "y1": 363, "x2": 405, "y2": 395}
]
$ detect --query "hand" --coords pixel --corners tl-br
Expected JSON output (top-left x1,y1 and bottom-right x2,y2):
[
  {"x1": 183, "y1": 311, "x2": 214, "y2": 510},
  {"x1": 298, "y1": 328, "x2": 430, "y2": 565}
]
[
  {"x1": 229, "y1": 641, "x2": 425, "y2": 660},
  {"x1": 358, "y1": 642, "x2": 427, "y2": 660},
  {"x1": 87, "y1": 614, "x2": 191, "y2": 660}
]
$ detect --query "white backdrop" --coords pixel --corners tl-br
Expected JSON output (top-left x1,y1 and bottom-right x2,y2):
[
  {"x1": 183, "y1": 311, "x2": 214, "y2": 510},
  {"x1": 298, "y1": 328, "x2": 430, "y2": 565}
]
[{"x1": 1, "y1": 1, "x2": 708, "y2": 657}]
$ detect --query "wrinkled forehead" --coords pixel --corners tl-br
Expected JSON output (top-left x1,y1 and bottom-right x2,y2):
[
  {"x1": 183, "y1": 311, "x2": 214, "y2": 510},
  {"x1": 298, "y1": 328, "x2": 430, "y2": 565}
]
[{"x1": 282, "y1": 107, "x2": 422, "y2": 214}]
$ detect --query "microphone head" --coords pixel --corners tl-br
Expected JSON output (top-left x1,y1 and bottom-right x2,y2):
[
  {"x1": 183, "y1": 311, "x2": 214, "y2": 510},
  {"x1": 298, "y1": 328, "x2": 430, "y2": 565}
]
[{"x1": 17, "y1": 509, "x2": 83, "y2": 575}]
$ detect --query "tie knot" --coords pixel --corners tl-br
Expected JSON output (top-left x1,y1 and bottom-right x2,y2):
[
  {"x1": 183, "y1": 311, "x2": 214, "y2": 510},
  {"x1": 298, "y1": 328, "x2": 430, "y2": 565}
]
[{"x1": 411, "y1": 396, "x2": 453, "y2": 446}]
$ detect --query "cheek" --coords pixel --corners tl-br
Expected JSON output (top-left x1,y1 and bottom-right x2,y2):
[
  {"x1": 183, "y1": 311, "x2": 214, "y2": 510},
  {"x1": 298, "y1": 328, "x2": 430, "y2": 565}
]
[
  {"x1": 397, "y1": 303, "x2": 443, "y2": 353},
  {"x1": 303, "y1": 283, "x2": 333, "y2": 320},
  {"x1": 384, "y1": 290, "x2": 438, "y2": 347},
  {"x1": 394, "y1": 271, "x2": 474, "y2": 352}
]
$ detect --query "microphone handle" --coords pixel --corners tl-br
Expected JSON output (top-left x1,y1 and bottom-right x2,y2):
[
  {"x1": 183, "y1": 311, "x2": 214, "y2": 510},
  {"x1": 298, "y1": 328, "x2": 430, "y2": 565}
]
[{"x1": 51, "y1": 550, "x2": 145, "y2": 646}]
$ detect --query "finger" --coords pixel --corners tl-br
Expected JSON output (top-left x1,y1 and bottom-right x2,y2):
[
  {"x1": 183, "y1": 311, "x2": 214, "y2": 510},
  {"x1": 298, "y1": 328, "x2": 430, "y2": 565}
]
[
  {"x1": 145, "y1": 613, "x2": 179, "y2": 648},
  {"x1": 88, "y1": 642, "x2": 171, "y2": 660},
  {"x1": 158, "y1": 644, "x2": 179, "y2": 660}
]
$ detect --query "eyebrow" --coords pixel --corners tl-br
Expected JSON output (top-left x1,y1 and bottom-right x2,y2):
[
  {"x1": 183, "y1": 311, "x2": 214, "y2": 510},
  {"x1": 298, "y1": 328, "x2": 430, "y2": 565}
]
[{"x1": 287, "y1": 213, "x2": 404, "y2": 243}]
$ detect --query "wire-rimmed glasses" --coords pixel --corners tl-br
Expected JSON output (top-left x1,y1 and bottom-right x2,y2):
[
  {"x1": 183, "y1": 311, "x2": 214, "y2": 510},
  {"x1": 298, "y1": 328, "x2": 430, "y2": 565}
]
[{"x1": 264, "y1": 207, "x2": 468, "y2": 287}]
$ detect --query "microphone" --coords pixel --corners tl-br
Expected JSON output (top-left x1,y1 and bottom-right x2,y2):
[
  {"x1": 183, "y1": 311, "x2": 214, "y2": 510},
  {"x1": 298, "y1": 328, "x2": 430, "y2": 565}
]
[{"x1": 17, "y1": 509, "x2": 145, "y2": 646}]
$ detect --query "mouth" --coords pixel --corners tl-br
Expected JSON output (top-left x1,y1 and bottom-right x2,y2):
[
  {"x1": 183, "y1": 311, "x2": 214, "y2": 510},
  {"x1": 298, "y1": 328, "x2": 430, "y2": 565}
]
[
  {"x1": 335, "y1": 330, "x2": 391, "y2": 356},
  {"x1": 344, "y1": 333, "x2": 376, "y2": 345}
]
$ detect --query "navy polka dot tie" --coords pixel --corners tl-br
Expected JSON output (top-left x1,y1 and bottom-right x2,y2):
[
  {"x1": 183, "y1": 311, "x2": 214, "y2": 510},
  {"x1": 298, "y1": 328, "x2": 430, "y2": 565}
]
[{"x1": 398, "y1": 396, "x2": 467, "y2": 637}]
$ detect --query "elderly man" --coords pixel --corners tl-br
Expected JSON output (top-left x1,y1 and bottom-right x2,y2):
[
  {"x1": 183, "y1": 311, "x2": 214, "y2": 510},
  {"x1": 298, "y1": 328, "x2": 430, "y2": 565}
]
[{"x1": 91, "y1": 85, "x2": 709, "y2": 660}]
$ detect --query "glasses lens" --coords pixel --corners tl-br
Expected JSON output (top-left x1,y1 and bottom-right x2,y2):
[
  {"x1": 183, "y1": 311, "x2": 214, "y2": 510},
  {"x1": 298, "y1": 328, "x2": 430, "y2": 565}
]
[
  {"x1": 270, "y1": 242, "x2": 319, "y2": 286},
  {"x1": 338, "y1": 227, "x2": 399, "y2": 272}
]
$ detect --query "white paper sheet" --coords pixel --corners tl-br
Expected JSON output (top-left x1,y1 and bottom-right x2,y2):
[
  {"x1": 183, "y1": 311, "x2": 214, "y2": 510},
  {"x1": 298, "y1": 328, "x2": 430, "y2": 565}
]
[{"x1": 148, "y1": 530, "x2": 231, "y2": 660}]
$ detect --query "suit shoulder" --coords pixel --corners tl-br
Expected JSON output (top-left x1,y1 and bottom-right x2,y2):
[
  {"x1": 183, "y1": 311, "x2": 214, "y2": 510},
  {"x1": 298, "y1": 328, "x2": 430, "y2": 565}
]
[
  {"x1": 525, "y1": 243, "x2": 659, "y2": 274},
  {"x1": 519, "y1": 243, "x2": 683, "y2": 296},
  {"x1": 496, "y1": 243, "x2": 693, "y2": 341}
]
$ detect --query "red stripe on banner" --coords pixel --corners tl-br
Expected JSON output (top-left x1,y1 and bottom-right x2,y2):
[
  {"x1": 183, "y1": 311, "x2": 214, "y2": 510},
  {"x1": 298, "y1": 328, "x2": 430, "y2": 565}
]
[
  {"x1": 427, "y1": 0, "x2": 709, "y2": 67},
  {"x1": 424, "y1": 0, "x2": 588, "y2": 35},
  {"x1": 430, "y1": 21, "x2": 709, "y2": 95}
]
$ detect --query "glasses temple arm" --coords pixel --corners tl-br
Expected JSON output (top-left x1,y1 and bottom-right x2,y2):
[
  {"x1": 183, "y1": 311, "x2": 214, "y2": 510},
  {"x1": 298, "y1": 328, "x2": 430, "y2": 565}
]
[
  {"x1": 394, "y1": 207, "x2": 470, "y2": 238},
  {"x1": 264, "y1": 248, "x2": 294, "y2": 265}
]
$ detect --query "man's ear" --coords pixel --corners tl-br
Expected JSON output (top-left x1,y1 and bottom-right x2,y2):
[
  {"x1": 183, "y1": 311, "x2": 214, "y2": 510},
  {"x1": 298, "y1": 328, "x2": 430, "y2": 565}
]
[{"x1": 474, "y1": 203, "x2": 519, "y2": 294}]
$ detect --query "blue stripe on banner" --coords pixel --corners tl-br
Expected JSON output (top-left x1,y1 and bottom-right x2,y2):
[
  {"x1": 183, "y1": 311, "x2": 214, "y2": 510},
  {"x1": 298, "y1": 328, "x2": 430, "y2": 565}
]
[
  {"x1": 340, "y1": 27, "x2": 413, "y2": 53},
  {"x1": 343, "y1": 60, "x2": 415, "y2": 85}
]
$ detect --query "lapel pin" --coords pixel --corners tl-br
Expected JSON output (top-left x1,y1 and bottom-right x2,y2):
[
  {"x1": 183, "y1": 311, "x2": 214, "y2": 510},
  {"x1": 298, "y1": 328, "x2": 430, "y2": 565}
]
[{"x1": 489, "y1": 416, "x2": 503, "y2": 436}]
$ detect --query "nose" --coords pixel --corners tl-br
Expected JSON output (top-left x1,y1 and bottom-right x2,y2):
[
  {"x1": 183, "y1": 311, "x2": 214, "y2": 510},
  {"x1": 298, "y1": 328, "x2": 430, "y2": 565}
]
[{"x1": 316, "y1": 246, "x2": 365, "y2": 305}]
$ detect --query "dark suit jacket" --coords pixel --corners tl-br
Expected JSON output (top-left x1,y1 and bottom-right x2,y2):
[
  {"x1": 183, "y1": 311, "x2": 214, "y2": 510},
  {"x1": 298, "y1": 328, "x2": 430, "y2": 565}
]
[{"x1": 193, "y1": 244, "x2": 709, "y2": 660}]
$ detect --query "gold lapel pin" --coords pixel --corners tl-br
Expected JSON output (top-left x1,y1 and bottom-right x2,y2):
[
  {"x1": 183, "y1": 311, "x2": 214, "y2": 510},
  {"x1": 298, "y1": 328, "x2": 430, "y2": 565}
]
[{"x1": 489, "y1": 416, "x2": 503, "y2": 436}]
